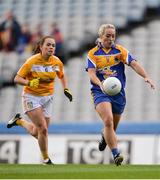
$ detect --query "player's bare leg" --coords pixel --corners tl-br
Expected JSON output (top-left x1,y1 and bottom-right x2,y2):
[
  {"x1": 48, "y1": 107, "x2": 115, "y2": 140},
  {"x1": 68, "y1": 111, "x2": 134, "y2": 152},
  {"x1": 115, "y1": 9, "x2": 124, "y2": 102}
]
[
  {"x1": 26, "y1": 107, "x2": 52, "y2": 164},
  {"x1": 99, "y1": 113, "x2": 121, "y2": 151},
  {"x1": 96, "y1": 102, "x2": 123, "y2": 165},
  {"x1": 96, "y1": 102, "x2": 117, "y2": 148},
  {"x1": 7, "y1": 110, "x2": 53, "y2": 164},
  {"x1": 7, "y1": 113, "x2": 38, "y2": 138}
]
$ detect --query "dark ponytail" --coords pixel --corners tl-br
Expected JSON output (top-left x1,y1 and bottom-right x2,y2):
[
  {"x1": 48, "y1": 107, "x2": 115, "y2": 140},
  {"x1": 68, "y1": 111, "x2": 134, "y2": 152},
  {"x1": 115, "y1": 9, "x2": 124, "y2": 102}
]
[{"x1": 33, "y1": 41, "x2": 41, "y2": 54}]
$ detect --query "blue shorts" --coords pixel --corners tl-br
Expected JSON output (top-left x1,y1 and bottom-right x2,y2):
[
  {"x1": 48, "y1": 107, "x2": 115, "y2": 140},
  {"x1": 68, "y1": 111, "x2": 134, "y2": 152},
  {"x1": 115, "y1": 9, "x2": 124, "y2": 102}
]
[{"x1": 91, "y1": 89, "x2": 126, "y2": 114}]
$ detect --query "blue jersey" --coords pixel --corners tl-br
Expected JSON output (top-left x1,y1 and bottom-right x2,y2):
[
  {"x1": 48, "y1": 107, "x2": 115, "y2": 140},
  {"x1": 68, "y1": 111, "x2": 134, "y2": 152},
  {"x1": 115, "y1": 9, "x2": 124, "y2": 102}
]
[{"x1": 86, "y1": 44, "x2": 135, "y2": 91}]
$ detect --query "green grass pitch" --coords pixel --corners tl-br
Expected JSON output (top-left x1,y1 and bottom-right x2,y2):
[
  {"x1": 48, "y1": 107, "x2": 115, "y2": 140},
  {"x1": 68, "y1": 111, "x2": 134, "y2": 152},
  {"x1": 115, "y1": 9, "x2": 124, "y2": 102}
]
[{"x1": 0, "y1": 164, "x2": 160, "y2": 179}]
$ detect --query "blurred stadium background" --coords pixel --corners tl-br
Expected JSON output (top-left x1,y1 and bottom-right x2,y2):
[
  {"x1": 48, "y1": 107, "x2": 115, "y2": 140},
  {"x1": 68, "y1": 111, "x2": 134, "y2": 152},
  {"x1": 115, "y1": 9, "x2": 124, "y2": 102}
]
[{"x1": 0, "y1": 0, "x2": 160, "y2": 165}]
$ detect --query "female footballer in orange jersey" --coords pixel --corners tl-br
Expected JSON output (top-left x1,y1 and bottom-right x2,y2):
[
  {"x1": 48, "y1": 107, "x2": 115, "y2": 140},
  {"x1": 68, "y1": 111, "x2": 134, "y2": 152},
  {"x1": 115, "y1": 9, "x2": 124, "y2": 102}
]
[{"x1": 7, "y1": 36, "x2": 73, "y2": 164}]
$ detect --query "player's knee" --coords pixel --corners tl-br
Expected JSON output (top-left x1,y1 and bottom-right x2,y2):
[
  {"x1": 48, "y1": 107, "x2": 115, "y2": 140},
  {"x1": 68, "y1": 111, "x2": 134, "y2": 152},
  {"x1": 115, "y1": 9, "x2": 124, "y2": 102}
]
[
  {"x1": 41, "y1": 127, "x2": 48, "y2": 136},
  {"x1": 30, "y1": 126, "x2": 38, "y2": 138},
  {"x1": 31, "y1": 132, "x2": 38, "y2": 139},
  {"x1": 103, "y1": 116, "x2": 113, "y2": 128},
  {"x1": 31, "y1": 129, "x2": 38, "y2": 138},
  {"x1": 37, "y1": 124, "x2": 48, "y2": 136}
]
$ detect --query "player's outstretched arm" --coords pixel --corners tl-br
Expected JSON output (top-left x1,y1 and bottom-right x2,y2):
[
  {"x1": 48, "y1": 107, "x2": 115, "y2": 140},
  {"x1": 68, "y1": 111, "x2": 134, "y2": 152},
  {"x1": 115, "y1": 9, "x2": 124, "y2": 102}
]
[{"x1": 130, "y1": 60, "x2": 155, "y2": 89}]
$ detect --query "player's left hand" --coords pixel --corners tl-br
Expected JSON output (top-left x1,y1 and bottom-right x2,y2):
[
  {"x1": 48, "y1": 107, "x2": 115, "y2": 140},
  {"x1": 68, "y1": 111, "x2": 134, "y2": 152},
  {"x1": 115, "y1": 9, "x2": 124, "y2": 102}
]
[
  {"x1": 144, "y1": 77, "x2": 155, "y2": 89},
  {"x1": 64, "y1": 88, "x2": 73, "y2": 102}
]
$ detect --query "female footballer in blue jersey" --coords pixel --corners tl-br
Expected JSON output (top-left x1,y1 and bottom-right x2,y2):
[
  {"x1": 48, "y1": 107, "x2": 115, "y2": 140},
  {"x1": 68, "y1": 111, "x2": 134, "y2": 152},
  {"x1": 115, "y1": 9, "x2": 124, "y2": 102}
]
[{"x1": 86, "y1": 24, "x2": 155, "y2": 166}]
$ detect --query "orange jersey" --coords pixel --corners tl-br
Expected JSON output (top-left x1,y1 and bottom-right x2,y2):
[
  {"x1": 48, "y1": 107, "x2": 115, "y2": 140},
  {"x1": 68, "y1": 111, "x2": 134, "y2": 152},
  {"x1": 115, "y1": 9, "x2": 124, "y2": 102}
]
[{"x1": 17, "y1": 53, "x2": 64, "y2": 96}]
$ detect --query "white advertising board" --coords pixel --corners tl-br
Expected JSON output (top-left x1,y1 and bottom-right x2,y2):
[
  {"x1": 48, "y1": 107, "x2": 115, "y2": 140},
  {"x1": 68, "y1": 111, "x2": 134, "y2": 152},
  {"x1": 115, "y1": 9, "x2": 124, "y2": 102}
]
[{"x1": 0, "y1": 134, "x2": 159, "y2": 164}]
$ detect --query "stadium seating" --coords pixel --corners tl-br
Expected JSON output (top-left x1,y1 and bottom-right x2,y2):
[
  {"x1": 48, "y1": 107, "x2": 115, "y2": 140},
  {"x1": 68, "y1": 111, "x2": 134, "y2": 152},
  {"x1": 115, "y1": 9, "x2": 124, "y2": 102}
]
[
  {"x1": 0, "y1": 0, "x2": 150, "y2": 39},
  {"x1": 0, "y1": 0, "x2": 160, "y2": 123}
]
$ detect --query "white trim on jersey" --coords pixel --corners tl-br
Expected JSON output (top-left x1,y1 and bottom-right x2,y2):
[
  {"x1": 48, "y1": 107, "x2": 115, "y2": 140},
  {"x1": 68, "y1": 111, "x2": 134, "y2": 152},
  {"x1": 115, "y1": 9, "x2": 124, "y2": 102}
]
[
  {"x1": 87, "y1": 57, "x2": 96, "y2": 68},
  {"x1": 31, "y1": 65, "x2": 59, "y2": 72}
]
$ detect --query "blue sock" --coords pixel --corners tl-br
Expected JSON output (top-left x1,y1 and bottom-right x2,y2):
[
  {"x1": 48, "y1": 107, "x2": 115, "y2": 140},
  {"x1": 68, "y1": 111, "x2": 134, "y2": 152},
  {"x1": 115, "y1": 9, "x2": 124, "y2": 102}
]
[{"x1": 111, "y1": 148, "x2": 119, "y2": 158}]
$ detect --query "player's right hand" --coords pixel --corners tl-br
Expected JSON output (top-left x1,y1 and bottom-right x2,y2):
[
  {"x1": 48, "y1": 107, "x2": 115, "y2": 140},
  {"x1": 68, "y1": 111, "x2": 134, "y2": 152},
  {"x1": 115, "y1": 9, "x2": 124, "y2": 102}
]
[
  {"x1": 100, "y1": 85, "x2": 106, "y2": 94},
  {"x1": 100, "y1": 81, "x2": 106, "y2": 94},
  {"x1": 28, "y1": 78, "x2": 40, "y2": 88}
]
